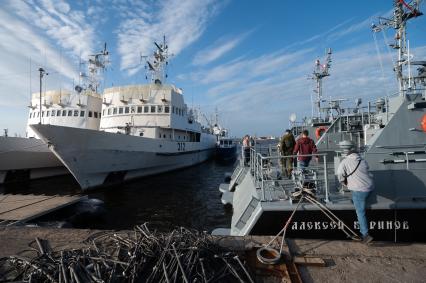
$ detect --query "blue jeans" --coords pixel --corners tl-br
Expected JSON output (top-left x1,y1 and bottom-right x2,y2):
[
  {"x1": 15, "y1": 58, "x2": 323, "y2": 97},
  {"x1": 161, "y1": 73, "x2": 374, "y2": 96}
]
[
  {"x1": 297, "y1": 159, "x2": 310, "y2": 168},
  {"x1": 352, "y1": 191, "x2": 371, "y2": 237}
]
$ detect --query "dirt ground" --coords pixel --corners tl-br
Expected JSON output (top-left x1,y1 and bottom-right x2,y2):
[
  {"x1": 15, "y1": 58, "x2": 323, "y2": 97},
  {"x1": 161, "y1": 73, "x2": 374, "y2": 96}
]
[{"x1": 1, "y1": 227, "x2": 425, "y2": 282}]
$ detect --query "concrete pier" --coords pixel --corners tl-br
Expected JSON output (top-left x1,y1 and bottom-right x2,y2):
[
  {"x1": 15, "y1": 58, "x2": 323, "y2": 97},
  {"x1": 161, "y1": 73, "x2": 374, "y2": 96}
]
[{"x1": 0, "y1": 227, "x2": 425, "y2": 282}]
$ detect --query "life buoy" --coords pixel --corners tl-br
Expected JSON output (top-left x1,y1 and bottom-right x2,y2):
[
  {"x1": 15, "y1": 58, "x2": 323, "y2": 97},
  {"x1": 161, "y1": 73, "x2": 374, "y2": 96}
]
[
  {"x1": 315, "y1": 126, "x2": 328, "y2": 139},
  {"x1": 421, "y1": 114, "x2": 426, "y2": 132}
]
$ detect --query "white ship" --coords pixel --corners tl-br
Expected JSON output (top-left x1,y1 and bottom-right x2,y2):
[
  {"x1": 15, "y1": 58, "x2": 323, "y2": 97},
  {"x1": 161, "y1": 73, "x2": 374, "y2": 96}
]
[
  {"x1": 31, "y1": 39, "x2": 217, "y2": 190},
  {"x1": 0, "y1": 47, "x2": 109, "y2": 184}
]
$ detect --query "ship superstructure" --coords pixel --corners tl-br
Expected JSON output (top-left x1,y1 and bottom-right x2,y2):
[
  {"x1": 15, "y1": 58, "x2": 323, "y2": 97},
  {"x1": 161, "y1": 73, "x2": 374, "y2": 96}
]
[
  {"x1": 0, "y1": 46, "x2": 108, "y2": 184},
  {"x1": 216, "y1": 0, "x2": 426, "y2": 242},
  {"x1": 31, "y1": 38, "x2": 217, "y2": 190}
]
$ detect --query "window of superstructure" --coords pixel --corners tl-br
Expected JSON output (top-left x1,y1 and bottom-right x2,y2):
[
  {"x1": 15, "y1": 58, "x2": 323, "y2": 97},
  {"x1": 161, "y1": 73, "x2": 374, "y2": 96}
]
[
  {"x1": 42, "y1": 111, "x2": 45, "y2": 117},
  {"x1": 151, "y1": 106, "x2": 156, "y2": 113},
  {"x1": 108, "y1": 108, "x2": 112, "y2": 115},
  {"x1": 113, "y1": 108, "x2": 117, "y2": 115},
  {"x1": 102, "y1": 109, "x2": 105, "y2": 116},
  {"x1": 172, "y1": 106, "x2": 175, "y2": 114},
  {"x1": 89, "y1": 111, "x2": 93, "y2": 118},
  {"x1": 144, "y1": 106, "x2": 149, "y2": 113},
  {"x1": 165, "y1": 106, "x2": 170, "y2": 113},
  {"x1": 94, "y1": 112, "x2": 98, "y2": 118},
  {"x1": 99, "y1": 112, "x2": 101, "y2": 118},
  {"x1": 29, "y1": 112, "x2": 32, "y2": 118},
  {"x1": 37, "y1": 112, "x2": 40, "y2": 117},
  {"x1": 131, "y1": 106, "x2": 135, "y2": 113},
  {"x1": 51, "y1": 111, "x2": 55, "y2": 117},
  {"x1": 125, "y1": 107, "x2": 129, "y2": 114},
  {"x1": 119, "y1": 107, "x2": 123, "y2": 114},
  {"x1": 158, "y1": 106, "x2": 163, "y2": 113},
  {"x1": 46, "y1": 111, "x2": 50, "y2": 117},
  {"x1": 74, "y1": 110, "x2": 78, "y2": 117},
  {"x1": 178, "y1": 108, "x2": 181, "y2": 116},
  {"x1": 68, "y1": 110, "x2": 72, "y2": 116},
  {"x1": 137, "y1": 106, "x2": 142, "y2": 113},
  {"x1": 80, "y1": 111, "x2": 85, "y2": 117},
  {"x1": 57, "y1": 110, "x2": 61, "y2": 116}
]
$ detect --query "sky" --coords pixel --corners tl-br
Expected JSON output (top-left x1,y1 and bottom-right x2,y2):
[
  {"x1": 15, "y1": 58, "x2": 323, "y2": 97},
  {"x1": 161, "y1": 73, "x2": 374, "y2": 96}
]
[{"x1": 0, "y1": 0, "x2": 425, "y2": 137}]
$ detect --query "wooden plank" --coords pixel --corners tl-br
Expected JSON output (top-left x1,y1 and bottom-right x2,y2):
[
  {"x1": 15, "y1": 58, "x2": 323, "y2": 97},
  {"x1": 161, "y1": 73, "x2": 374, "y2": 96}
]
[
  {"x1": 293, "y1": 255, "x2": 326, "y2": 267},
  {"x1": 0, "y1": 194, "x2": 86, "y2": 222}
]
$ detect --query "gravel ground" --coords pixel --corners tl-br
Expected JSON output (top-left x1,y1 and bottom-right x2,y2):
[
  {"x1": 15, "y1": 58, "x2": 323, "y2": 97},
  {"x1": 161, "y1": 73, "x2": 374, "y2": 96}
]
[{"x1": 1, "y1": 227, "x2": 425, "y2": 282}]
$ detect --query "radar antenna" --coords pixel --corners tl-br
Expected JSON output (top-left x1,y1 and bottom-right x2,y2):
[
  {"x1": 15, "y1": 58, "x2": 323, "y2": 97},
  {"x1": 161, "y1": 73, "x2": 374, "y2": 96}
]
[
  {"x1": 142, "y1": 36, "x2": 173, "y2": 85},
  {"x1": 311, "y1": 48, "x2": 332, "y2": 118},
  {"x1": 77, "y1": 43, "x2": 110, "y2": 93},
  {"x1": 371, "y1": 0, "x2": 423, "y2": 95}
]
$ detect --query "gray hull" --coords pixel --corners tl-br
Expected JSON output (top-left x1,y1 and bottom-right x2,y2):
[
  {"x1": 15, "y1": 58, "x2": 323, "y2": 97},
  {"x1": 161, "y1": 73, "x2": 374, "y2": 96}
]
[
  {"x1": 0, "y1": 137, "x2": 66, "y2": 183},
  {"x1": 31, "y1": 124, "x2": 216, "y2": 190}
]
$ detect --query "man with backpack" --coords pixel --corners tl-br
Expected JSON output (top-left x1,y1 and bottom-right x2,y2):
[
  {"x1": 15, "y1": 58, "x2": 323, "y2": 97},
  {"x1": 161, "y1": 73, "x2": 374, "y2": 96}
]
[
  {"x1": 293, "y1": 130, "x2": 318, "y2": 168},
  {"x1": 279, "y1": 129, "x2": 296, "y2": 178}
]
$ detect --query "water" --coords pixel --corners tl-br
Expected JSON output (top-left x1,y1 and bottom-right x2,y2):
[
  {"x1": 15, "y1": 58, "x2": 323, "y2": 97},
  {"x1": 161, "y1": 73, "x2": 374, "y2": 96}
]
[{"x1": 0, "y1": 159, "x2": 236, "y2": 232}]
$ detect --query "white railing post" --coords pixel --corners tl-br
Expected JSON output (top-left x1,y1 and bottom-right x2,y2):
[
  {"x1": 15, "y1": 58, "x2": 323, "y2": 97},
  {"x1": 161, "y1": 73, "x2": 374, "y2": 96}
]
[{"x1": 323, "y1": 155, "x2": 330, "y2": 203}]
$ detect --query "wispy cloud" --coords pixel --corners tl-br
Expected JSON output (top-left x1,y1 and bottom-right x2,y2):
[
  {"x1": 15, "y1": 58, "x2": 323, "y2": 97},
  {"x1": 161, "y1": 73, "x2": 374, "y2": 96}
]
[
  {"x1": 116, "y1": 0, "x2": 226, "y2": 75},
  {"x1": 192, "y1": 30, "x2": 252, "y2": 66}
]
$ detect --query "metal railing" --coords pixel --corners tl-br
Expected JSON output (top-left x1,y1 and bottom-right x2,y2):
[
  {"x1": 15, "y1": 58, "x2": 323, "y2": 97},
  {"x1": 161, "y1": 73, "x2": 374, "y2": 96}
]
[{"x1": 244, "y1": 146, "x2": 332, "y2": 203}]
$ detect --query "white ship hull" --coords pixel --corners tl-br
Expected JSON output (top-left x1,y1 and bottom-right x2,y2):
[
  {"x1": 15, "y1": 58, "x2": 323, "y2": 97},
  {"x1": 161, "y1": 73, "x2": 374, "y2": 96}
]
[
  {"x1": 0, "y1": 137, "x2": 66, "y2": 184},
  {"x1": 31, "y1": 124, "x2": 216, "y2": 190}
]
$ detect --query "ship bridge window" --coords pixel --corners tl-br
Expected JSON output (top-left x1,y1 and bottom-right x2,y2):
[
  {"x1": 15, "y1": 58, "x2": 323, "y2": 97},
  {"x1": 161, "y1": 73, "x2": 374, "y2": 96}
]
[
  {"x1": 89, "y1": 111, "x2": 93, "y2": 117},
  {"x1": 125, "y1": 107, "x2": 129, "y2": 114},
  {"x1": 144, "y1": 106, "x2": 149, "y2": 113},
  {"x1": 165, "y1": 106, "x2": 170, "y2": 113},
  {"x1": 119, "y1": 107, "x2": 123, "y2": 114},
  {"x1": 158, "y1": 106, "x2": 163, "y2": 113},
  {"x1": 137, "y1": 106, "x2": 142, "y2": 113},
  {"x1": 51, "y1": 111, "x2": 55, "y2": 117},
  {"x1": 108, "y1": 108, "x2": 112, "y2": 115},
  {"x1": 151, "y1": 106, "x2": 156, "y2": 113},
  {"x1": 57, "y1": 110, "x2": 61, "y2": 116},
  {"x1": 113, "y1": 108, "x2": 117, "y2": 115},
  {"x1": 68, "y1": 110, "x2": 72, "y2": 116},
  {"x1": 94, "y1": 112, "x2": 98, "y2": 118},
  {"x1": 74, "y1": 110, "x2": 78, "y2": 117},
  {"x1": 80, "y1": 110, "x2": 85, "y2": 117}
]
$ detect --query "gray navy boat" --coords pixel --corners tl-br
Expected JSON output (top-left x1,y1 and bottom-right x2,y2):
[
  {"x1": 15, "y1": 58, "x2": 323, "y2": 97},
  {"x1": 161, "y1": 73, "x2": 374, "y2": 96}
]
[{"x1": 215, "y1": 0, "x2": 426, "y2": 242}]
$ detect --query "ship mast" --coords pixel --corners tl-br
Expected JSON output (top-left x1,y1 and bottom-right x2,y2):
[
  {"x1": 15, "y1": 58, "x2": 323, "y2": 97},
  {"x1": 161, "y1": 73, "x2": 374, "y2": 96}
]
[
  {"x1": 143, "y1": 36, "x2": 171, "y2": 85},
  {"x1": 372, "y1": 0, "x2": 423, "y2": 96},
  {"x1": 311, "y1": 48, "x2": 332, "y2": 118}
]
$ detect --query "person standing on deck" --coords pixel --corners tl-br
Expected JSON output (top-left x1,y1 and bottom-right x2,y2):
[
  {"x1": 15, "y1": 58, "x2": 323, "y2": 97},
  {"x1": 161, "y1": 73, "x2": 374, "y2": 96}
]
[
  {"x1": 242, "y1": 135, "x2": 251, "y2": 165},
  {"x1": 279, "y1": 129, "x2": 296, "y2": 178},
  {"x1": 293, "y1": 130, "x2": 318, "y2": 168},
  {"x1": 337, "y1": 144, "x2": 374, "y2": 244}
]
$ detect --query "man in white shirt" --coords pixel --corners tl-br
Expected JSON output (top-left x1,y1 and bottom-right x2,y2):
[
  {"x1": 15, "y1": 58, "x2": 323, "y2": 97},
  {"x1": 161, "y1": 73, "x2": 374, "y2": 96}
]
[{"x1": 337, "y1": 145, "x2": 374, "y2": 244}]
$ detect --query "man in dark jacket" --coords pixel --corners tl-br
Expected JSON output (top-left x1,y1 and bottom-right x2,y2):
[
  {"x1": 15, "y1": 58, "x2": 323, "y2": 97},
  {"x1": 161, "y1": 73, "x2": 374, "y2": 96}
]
[
  {"x1": 293, "y1": 130, "x2": 318, "y2": 168},
  {"x1": 279, "y1": 129, "x2": 296, "y2": 177}
]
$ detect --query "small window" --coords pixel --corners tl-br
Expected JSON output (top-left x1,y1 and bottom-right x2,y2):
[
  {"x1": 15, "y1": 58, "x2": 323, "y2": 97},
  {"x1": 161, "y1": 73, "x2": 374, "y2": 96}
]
[
  {"x1": 131, "y1": 106, "x2": 135, "y2": 113},
  {"x1": 68, "y1": 110, "x2": 72, "y2": 116},
  {"x1": 37, "y1": 112, "x2": 40, "y2": 117},
  {"x1": 158, "y1": 106, "x2": 163, "y2": 113},
  {"x1": 94, "y1": 112, "x2": 98, "y2": 118},
  {"x1": 42, "y1": 111, "x2": 45, "y2": 117},
  {"x1": 163, "y1": 134, "x2": 166, "y2": 138},
  {"x1": 51, "y1": 111, "x2": 55, "y2": 117},
  {"x1": 137, "y1": 106, "x2": 142, "y2": 113},
  {"x1": 74, "y1": 110, "x2": 78, "y2": 116},
  {"x1": 125, "y1": 107, "x2": 129, "y2": 114},
  {"x1": 57, "y1": 110, "x2": 61, "y2": 116},
  {"x1": 29, "y1": 112, "x2": 32, "y2": 118},
  {"x1": 99, "y1": 112, "x2": 101, "y2": 118},
  {"x1": 108, "y1": 108, "x2": 111, "y2": 115},
  {"x1": 165, "y1": 106, "x2": 170, "y2": 113},
  {"x1": 144, "y1": 106, "x2": 149, "y2": 113},
  {"x1": 151, "y1": 106, "x2": 156, "y2": 113},
  {"x1": 89, "y1": 111, "x2": 93, "y2": 117},
  {"x1": 172, "y1": 106, "x2": 175, "y2": 114},
  {"x1": 113, "y1": 108, "x2": 117, "y2": 114},
  {"x1": 119, "y1": 107, "x2": 123, "y2": 114},
  {"x1": 80, "y1": 111, "x2": 85, "y2": 117},
  {"x1": 46, "y1": 111, "x2": 50, "y2": 117},
  {"x1": 139, "y1": 132, "x2": 144, "y2": 136},
  {"x1": 102, "y1": 109, "x2": 105, "y2": 116},
  {"x1": 62, "y1": 110, "x2": 66, "y2": 116}
]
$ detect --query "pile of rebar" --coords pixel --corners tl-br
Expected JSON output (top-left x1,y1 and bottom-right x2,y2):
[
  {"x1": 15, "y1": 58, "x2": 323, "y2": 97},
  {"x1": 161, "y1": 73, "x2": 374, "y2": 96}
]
[{"x1": 0, "y1": 223, "x2": 255, "y2": 282}]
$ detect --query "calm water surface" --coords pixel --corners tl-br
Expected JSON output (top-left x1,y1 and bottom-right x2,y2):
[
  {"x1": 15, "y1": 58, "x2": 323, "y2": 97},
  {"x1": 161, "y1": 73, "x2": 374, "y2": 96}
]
[{"x1": 1, "y1": 159, "x2": 236, "y2": 232}]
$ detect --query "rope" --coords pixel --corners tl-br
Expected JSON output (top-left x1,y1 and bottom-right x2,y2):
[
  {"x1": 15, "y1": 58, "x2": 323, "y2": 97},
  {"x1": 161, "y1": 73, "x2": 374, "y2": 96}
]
[{"x1": 373, "y1": 32, "x2": 391, "y2": 96}]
